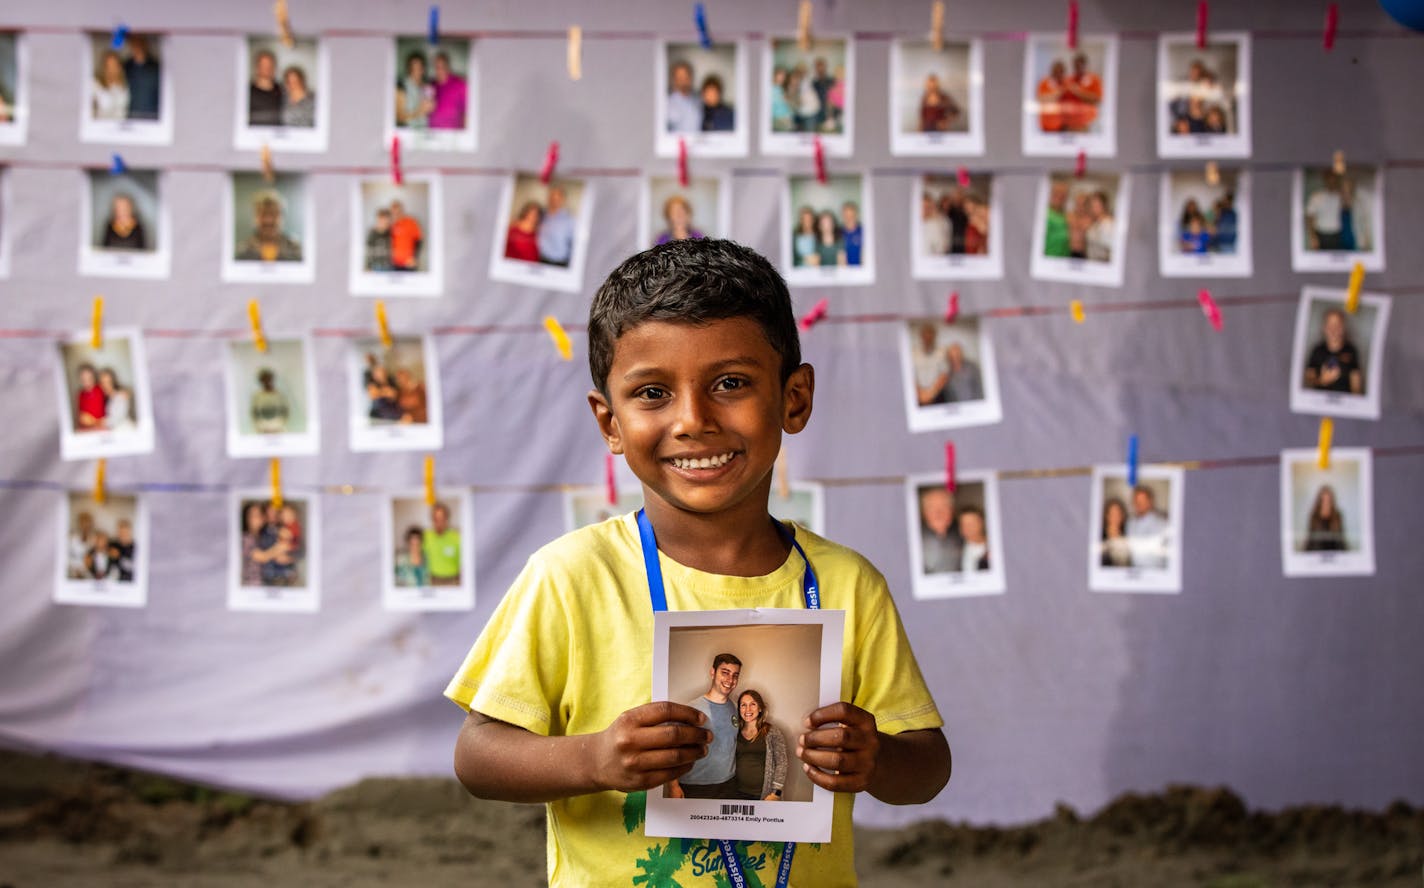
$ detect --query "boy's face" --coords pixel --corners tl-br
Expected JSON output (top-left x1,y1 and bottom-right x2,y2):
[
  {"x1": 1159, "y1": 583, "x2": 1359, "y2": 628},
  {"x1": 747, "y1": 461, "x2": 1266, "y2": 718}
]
[{"x1": 588, "y1": 317, "x2": 813, "y2": 520}]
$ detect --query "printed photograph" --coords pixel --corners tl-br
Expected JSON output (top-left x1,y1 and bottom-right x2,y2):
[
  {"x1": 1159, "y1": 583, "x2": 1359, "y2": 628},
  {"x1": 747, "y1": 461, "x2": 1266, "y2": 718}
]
[
  {"x1": 80, "y1": 31, "x2": 171, "y2": 144},
  {"x1": 80, "y1": 168, "x2": 169, "y2": 279},
  {"x1": 488, "y1": 173, "x2": 594, "y2": 294},
  {"x1": 1088, "y1": 465, "x2": 1185, "y2": 593},
  {"x1": 230, "y1": 492, "x2": 321, "y2": 612},
  {"x1": 222, "y1": 171, "x2": 314, "y2": 283},
  {"x1": 762, "y1": 35, "x2": 855, "y2": 156},
  {"x1": 1157, "y1": 32, "x2": 1251, "y2": 158},
  {"x1": 349, "y1": 174, "x2": 444, "y2": 297},
  {"x1": 897, "y1": 317, "x2": 1003, "y2": 433},
  {"x1": 906, "y1": 473, "x2": 1005, "y2": 599},
  {"x1": 1158, "y1": 167, "x2": 1252, "y2": 278},
  {"x1": 224, "y1": 336, "x2": 320, "y2": 458},
  {"x1": 656, "y1": 39, "x2": 748, "y2": 157},
  {"x1": 235, "y1": 35, "x2": 327, "y2": 151},
  {"x1": 1030, "y1": 171, "x2": 1130, "y2": 287},
  {"x1": 1289, "y1": 287, "x2": 1391, "y2": 421},
  {"x1": 1291, "y1": 165, "x2": 1386, "y2": 273},
  {"x1": 781, "y1": 173, "x2": 873, "y2": 287},
  {"x1": 54, "y1": 491, "x2": 147, "y2": 607},
  {"x1": 388, "y1": 36, "x2": 477, "y2": 152},
  {"x1": 1280, "y1": 447, "x2": 1375, "y2": 577},
  {"x1": 638, "y1": 175, "x2": 730, "y2": 250},
  {"x1": 0, "y1": 31, "x2": 27, "y2": 144},
  {"x1": 889, "y1": 39, "x2": 983, "y2": 156},
  {"x1": 381, "y1": 492, "x2": 474, "y2": 611},
  {"x1": 346, "y1": 335, "x2": 444, "y2": 452},
  {"x1": 1021, "y1": 33, "x2": 1118, "y2": 157},
  {"x1": 55, "y1": 328, "x2": 155, "y2": 461},
  {"x1": 912, "y1": 173, "x2": 1001, "y2": 280}
]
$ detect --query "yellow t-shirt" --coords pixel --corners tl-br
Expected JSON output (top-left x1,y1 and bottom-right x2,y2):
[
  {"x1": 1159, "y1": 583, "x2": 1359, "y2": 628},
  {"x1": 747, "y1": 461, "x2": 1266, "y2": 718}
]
[{"x1": 444, "y1": 513, "x2": 943, "y2": 887}]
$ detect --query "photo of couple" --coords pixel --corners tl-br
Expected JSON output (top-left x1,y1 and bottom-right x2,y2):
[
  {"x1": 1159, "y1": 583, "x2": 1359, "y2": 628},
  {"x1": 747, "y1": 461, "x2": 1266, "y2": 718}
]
[
  {"x1": 1292, "y1": 165, "x2": 1385, "y2": 272},
  {"x1": 1281, "y1": 448, "x2": 1375, "y2": 577},
  {"x1": 82, "y1": 169, "x2": 168, "y2": 278},
  {"x1": 1158, "y1": 33, "x2": 1251, "y2": 157},
  {"x1": 912, "y1": 173, "x2": 1001, "y2": 279},
  {"x1": 764, "y1": 36, "x2": 854, "y2": 155},
  {"x1": 237, "y1": 35, "x2": 325, "y2": 150},
  {"x1": 224, "y1": 172, "x2": 311, "y2": 283},
  {"x1": 1032, "y1": 171, "x2": 1130, "y2": 286},
  {"x1": 783, "y1": 173, "x2": 873, "y2": 286},
  {"x1": 56, "y1": 330, "x2": 154, "y2": 460},
  {"x1": 1023, "y1": 34, "x2": 1118, "y2": 156},
  {"x1": 55, "y1": 491, "x2": 147, "y2": 607},
  {"x1": 230, "y1": 491, "x2": 321, "y2": 612},
  {"x1": 898, "y1": 318, "x2": 1002, "y2": 432},
  {"x1": 348, "y1": 336, "x2": 444, "y2": 452},
  {"x1": 351, "y1": 176, "x2": 443, "y2": 296},
  {"x1": 382, "y1": 494, "x2": 475, "y2": 611},
  {"x1": 389, "y1": 37, "x2": 476, "y2": 151},
  {"x1": 656, "y1": 41, "x2": 745, "y2": 156},
  {"x1": 490, "y1": 173, "x2": 592, "y2": 293},
  {"x1": 890, "y1": 39, "x2": 983, "y2": 155},
  {"x1": 1289, "y1": 287, "x2": 1391, "y2": 421},
  {"x1": 1158, "y1": 169, "x2": 1252, "y2": 277},
  {"x1": 82, "y1": 31, "x2": 169, "y2": 143},
  {"x1": 1089, "y1": 467, "x2": 1184, "y2": 593},
  {"x1": 225, "y1": 337, "x2": 320, "y2": 457},
  {"x1": 908, "y1": 475, "x2": 1005, "y2": 599}
]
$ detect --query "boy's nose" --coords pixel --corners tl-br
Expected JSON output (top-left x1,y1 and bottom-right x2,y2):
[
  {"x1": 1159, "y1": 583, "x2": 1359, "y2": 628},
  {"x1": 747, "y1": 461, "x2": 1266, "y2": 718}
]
[{"x1": 670, "y1": 391, "x2": 717, "y2": 437}]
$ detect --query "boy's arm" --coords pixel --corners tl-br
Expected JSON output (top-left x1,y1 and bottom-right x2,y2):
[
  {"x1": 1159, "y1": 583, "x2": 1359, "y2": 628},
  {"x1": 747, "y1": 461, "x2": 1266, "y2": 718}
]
[
  {"x1": 453, "y1": 702, "x2": 712, "y2": 804},
  {"x1": 795, "y1": 701, "x2": 951, "y2": 806}
]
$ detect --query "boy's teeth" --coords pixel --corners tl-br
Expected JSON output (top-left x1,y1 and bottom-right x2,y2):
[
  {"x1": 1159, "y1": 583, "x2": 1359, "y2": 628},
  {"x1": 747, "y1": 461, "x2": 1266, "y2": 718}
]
[{"x1": 674, "y1": 452, "x2": 733, "y2": 469}]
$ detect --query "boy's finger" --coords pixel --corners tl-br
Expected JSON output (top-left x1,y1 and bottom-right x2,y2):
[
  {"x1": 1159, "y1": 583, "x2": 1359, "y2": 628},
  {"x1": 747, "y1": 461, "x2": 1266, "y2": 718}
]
[
  {"x1": 797, "y1": 747, "x2": 864, "y2": 774},
  {"x1": 800, "y1": 724, "x2": 873, "y2": 750},
  {"x1": 806, "y1": 701, "x2": 870, "y2": 728},
  {"x1": 637, "y1": 722, "x2": 713, "y2": 750},
  {"x1": 635, "y1": 745, "x2": 707, "y2": 773},
  {"x1": 638, "y1": 701, "x2": 708, "y2": 727},
  {"x1": 801, "y1": 761, "x2": 866, "y2": 793}
]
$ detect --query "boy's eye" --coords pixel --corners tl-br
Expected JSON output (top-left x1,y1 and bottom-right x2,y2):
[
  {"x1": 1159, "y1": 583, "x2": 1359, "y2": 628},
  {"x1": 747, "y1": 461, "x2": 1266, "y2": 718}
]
[
  {"x1": 635, "y1": 386, "x2": 668, "y2": 401},
  {"x1": 714, "y1": 376, "x2": 748, "y2": 392}
]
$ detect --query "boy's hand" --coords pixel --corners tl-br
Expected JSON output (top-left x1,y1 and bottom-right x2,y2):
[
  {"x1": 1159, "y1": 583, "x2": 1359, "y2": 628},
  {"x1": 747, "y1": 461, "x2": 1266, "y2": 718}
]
[
  {"x1": 590, "y1": 702, "x2": 710, "y2": 793},
  {"x1": 796, "y1": 702, "x2": 880, "y2": 793}
]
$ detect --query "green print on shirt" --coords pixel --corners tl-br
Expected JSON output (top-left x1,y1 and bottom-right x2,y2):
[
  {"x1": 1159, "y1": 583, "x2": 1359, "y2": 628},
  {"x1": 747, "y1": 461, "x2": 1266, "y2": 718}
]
[{"x1": 632, "y1": 841, "x2": 688, "y2": 887}]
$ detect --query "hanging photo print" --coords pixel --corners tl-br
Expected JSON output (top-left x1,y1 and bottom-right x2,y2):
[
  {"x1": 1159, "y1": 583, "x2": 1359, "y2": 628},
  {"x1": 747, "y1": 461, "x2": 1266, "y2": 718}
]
[
  {"x1": 387, "y1": 36, "x2": 478, "y2": 153},
  {"x1": 488, "y1": 172, "x2": 594, "y2": 294},
  {"x1": 79, "y1": 31, "x2": 172, "y2": 145},
  {"x1": 1156, "y1": 32, "x2": 1251, "y2": 159},
  {"x1": 1088, "y1": 464, "x2": 1185, "y2": 593},
  {"x1": 905, "y1": 472, "x2": 1006, "y2": 599},
  {"x1": 54, "y1": 327, "x2": 156, "y2": 461},
  {"x1": 781, "y1": 173, "x2": 874, "y2": 287},
  {"x1": 0, "y1": 30, "x2": 29, "y2": 145},
  {"x1": 656, "y1": 38, "x2": 749, "y2": 157},
  {"x1": 1157, "y1": 167, "x2": 1252, "y2": 278},
  {"x1": 54, "y1": 490, "x2": 148, "y2": 607},
  {"x1": 1280, "y1": 447, "x2": 1375, "y2": 578},
  {"x1": 889, "y1": 38, "x2": 984, "y2": 156},
  {"x1": 1030, "y1": 170, "x2": 1131, "y2": 287},
  {"x1": 223, "y1": 335, "x2": 321, "y2": 458},
  {"x1": 346, "y1": 334, "x2": 444, "y2": 452},
  {"x1": 1288, "y1": 286, "x2": 1390, "y2": 421},
  {"x1": 234, "y1": 34, "x2": 329, "y2": 151},
  {"x1": 229, "y1": 490, "x2": 321, "y2": 612},
  {"x1": 222, "y1": 171, "x2": 316, "y2": 284},
  {"x1": 349, "y1": 173, "x2": 444, "y2": 297},
  {"x1": 762, "y1": 34, "x2": 855, "y2": 157},
  {"x1": 1021, "y1": 33, "x2": 1118, "y2": 157},
  {"x1": 79, "y1": 168, "x2": 170, "y2": 279},
  {"x1": 380, "y1": 491, "x2": 475, "y2": 611}
]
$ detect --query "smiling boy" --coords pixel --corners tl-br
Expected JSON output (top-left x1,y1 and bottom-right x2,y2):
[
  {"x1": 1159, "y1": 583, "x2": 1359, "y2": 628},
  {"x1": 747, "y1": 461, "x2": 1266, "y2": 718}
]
[{"x1": 445, "y1": 238, "x2": 950, "y2": 886}]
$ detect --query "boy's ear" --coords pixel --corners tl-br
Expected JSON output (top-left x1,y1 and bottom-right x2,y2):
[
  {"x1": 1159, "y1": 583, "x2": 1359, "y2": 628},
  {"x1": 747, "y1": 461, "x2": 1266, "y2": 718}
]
[
  {"x1": 587, "y1": 390, "x2": 625, "y2": 455},
  {"x1": 781, "y1": 363, "x2": 815, "y2": 435}
]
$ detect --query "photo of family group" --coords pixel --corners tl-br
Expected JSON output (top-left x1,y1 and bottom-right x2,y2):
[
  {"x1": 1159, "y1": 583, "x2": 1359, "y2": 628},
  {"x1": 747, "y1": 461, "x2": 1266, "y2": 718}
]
[
  {"x1": 898, "y1": 317, "x2": 1002, "y2": 433},
  {"x1": 1022, "y1": 33, "x2": 1118, "y2": 156},
  {"x1": 889, "y1": 39, "x2": 983, "y2": 155},
  {"x1": 386, "y1": 36, "x2": 476, "y2": 152},
  {"x1": 647, "y1": 608, "x2": 842, "y2": 844},
  {"x1": 490, "y1": 173, "x2": 593, "y2": 293},
  {"x1": 0, "y1": 31, "x2": 24, "y2": 145},
  {"x1": 1031, "y1": 171, "x2": 1130, "y2": 286},
  {"x1": 1158, "y1": 168, "x2": 1252, "y2": 277},
  {"x1": 1291, "y1": 165, "x2": 1385, "y2": 272},
  {"x1": 224, "y1": 336, "x2": 319, "y2": 458},
  {"x1": 912, "y1": 173, "x2": 1001, "y2": 280},
  {"x1": 235, "y1": 35, "x2": 327, "y2": 150},
  {"x1": 1280, "y1": 448, "x2": 1375, "y2": 577},
  {"x1": 81, "y1": 31, "x2": 170, "y2": 144},
  {"x1": 346, "y1": 335, "x2": 443, "y2": 452},
  {"x1": 1289, "y1": 287, "x2": 1391, "y2": 421},
  {"x1": 763, "y1": 36, "x2": 854, "y2": 156},
  {"x1": 565, "y1": 480, "x2": 824, "y2": 537},
  {"x1": 80, "y1": 168, "x2": 168, "y2": 278},
  {"x1": 656, "y1": 40, "x2": 747, "y2": 156},
  {"x1": 638, "y1": 175, "x2": 729, "y2": 250},
  {"x1": 55, "y1": 329, "x2": 155, "y2": 461},
  {"x1": 1088, "y1": 466, "x2": 1185, "y2": 593},
  {"x1": 906, "y1": 473, "x2": 1005, "y2": 598},
  {"x1": 1157, "y1": 33, "x2": 1251, "y2": 157},
  {"x1": 381, "y1": 493, "x2": 474, "y2": 611},
  {"x1": 349, "y1": 175, "x2": 443, "y2": 296},
  {"x1": 230, "y1": 493, "x2": 320, "y2": 611},
  {"x1": 222, "y1": 172, "x2": 314, "y2": 283},
  {"x1": 782, "y1": 173, "x2": 873, "y2": 286},
  {"x1": 55, "y1": 491, "x2": 147, "y2": 607}
]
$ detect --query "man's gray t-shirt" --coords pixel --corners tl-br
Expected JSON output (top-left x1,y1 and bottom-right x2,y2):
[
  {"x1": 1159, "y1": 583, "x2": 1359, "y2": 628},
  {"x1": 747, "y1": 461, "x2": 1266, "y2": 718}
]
[{"x1": 681, "y1": 696, "x2": 737, "y2": 785}]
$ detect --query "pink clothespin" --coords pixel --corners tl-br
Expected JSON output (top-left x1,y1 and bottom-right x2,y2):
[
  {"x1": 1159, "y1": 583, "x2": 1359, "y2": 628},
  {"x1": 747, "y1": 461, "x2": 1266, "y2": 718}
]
[
  {"x1": 677, "y1": 137, "x2": 689, "y2": 187},
  {"x1": 1066, "y1": 0, "x2": 1079, "y2": 50},
  {"x1": 605, "y1": 453, "x2": 618, "y2": 506},
  {"x1": 955, "y1": 166, "x2": 970, "y2": 188},
  {"x1": 390, "y1": 136, "x2": 403, "y2": 185},
  {"x1": 1074, "y1": 149, "x2": 1086, "y2": 178},
  {"x1": 1323, "y1": 4, "x2": 1339, "y2": 51},
  {"x1": 540, "y1": 141, "x2": 560, "y2": 185},
  {"x1": 944, "y1": 291, "x2": 960, "y2": 324},
  {"x1": 1195, "y1": 1, "x2": 1209, "y2": 49},
  {"x1": 1197, "y1": 289, "x2": 1223, "y2": 331},
  {"x1": 798, "y1": 298, "x2": 829, "y2": 332},
  {"x1": 944, "y1": 442, "x2": 957, "y2": 494},
  {"x1": 813, "y1": 135, "x2": 827, "y2": 184}
]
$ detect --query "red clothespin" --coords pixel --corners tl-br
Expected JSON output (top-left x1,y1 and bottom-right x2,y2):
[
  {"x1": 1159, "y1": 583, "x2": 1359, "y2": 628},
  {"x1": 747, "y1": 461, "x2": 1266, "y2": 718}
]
[
  {"x1": 813, "y1": 136, "x2": 827, "y2": 184},
  {"x1": 1074, "y1": 149, "x2": 1086, "y2": 178},
  {"x1": 944, "y1": 291, "x2": 960, "y2": 324},
  {"x1": 540, "y1": 141, "x2": 560, "y2": 185},
  {"x1": 677, "y1": 137, "x2": 689, "y2": 187},
  {"x1": 604, "y1": 453, "x2": 618, "y2": 506},
  {"x1": 1197, "y1": 289, "x2": 1223, "y2": 332},
  {"x1": 944, "y1": 442, "x2": 957, "y2": 494},
  {"x1": 955, "y1": 166, "x2": 970, "y2": 189},
  {"x1": 1066, "y1": 0, "x2": 1079, "y2": 50},
  {"x1": 798, "y1": 298, "x2": 829, "y2": 332},
  {"x1": 1195, "y1": 1, "x2": 1209, "y2": 49},
  {"x1": 390, "y1": 136, "x2": 403, "y2": 185},
  {"x1": 1323, "y1": 3, "x2": 1339, "y2": 51}
]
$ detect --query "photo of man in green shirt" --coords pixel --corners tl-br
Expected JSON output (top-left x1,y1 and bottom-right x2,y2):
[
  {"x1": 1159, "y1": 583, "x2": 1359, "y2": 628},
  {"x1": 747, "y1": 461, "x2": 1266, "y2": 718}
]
[{"x1": 423, "y1": 502, "x2": 461, "y2": 586}]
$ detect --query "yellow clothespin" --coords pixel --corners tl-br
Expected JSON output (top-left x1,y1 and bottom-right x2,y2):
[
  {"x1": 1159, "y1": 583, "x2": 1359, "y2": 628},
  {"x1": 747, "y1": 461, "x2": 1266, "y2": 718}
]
[
  {"x1": 544, "y1": 315, "x2": 573, "y2": 361},
  {"x1": 90, "y1": 296, "x2": 104, "y2": 348},
  {"x1": 930, "y1": 1, "x2": 945, "y2": 51},
  {"x1": 1204, "y1": 160, "x2": 1219, "y2": 186},
  {"x1": 247, "y1": 299, "x2": 267, "y2": 352},
  {"x1": 1331, "y1": 149, "x2": 1346, "y2": 176},
  {"x1": 1316, "y1": 417, "x2": 1333, "y2": 470},
  {"x1": 424, "y1": 455, "x2": 436, "y2": 506},
  {"x1": 797, "y1": 0, "x2": 813, "y2": 51},
  {"x1": 93, "y1": 459, "x2": 107, "y2": 505},
  {"x1": 270, "y1": 458, "x2": 283, "y2": 509},
  {"x1": 775, "y1": 448, "x2": 790, "y2": 500},
  {"x1": 273, "y1": 0, "x2": 295, "y2": 49},
  {"x1": 1070, "y1": 299, "x2": 1086, "y2": 324},
  {"x1": 260, "y1": 143, "x2": 276, "y2": 184},
  {"x1": 567, "y1": 25, "x2": 582, "y2": 81},
  {"x1": 1345, "y1": 261, "x2": 1364, "y2": 314},
  {"x1": 375, "y1": 300, "x2": 393, "y2": 349}
]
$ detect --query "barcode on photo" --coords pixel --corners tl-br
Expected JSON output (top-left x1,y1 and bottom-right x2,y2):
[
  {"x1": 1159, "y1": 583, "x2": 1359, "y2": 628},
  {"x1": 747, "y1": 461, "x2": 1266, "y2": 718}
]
[{"x1": 720, "y1": 804, "x2": 755, "y2": 816}]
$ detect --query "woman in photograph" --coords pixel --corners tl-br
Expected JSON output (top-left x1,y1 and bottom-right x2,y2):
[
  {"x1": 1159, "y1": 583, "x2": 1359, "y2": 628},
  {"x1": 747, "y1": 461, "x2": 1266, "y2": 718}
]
[
  {"x1": 505, "y1": 201, "x2": 543, "y2": 262},
  {"x1": 957, "y1": 505, "x2": 990, "y2": 572},
  {"x1": 280, "y1": 66, "x2": 315, "y2": 128},
  {"x1": 769, "y1": 67, "x2": 792, "y2": 131},
  {"x1": 394, "y1": 367, "x2": 427, "y2": 424},
  {"x1": 366, "y1": 363, "x2": 401, "y2": 422},
  {"x1": 1100, "y1": 496, "x2": 1133, "y2": 567},
  {"x1": 239, "y1": 502, "x2": 270, "y2": 586},
  {"x1": 919, "y1": 73, "x2": 960, "y2": 133},
  {"x1": 793, "y1": 65, "x2": 819, "y2": 132},
  {"x1": 733, "y1": 690, "x2": 788, "y2": 802},
  {"x1": 921, "y1": 192, "x2": 951, "y2": 255},
  {"x1": 791, "y1": 206, "x2": 817, "y2": 267},
  {"x1": 100, "y1": 192, "x2": 148, "y2": 251},
  {"x1": 1084, "y1": 191, "x2": 1115, "y2": 263},
  {"x1": 699, "y1": 75, "x2": 733, "y2": 132},
  {"x1": 93, "y1": 49, "x2": 130, "y2": 120},
  {"x1": 75, "y1": 363, "x2": 106, "y2": 430},
  {"x1": 654, "y1": 195, "x2": 705, "y2": 245},
  {"x1": 396, "y1": 51, "x2": 432, "y2": 128},
  {"x1": 68, "y1": 511, "x2": 96, "y2": 579},
  {"x1": 814, "y1": 210, "x2": 845, "y2": 267},
  {"x1": 97, "y1": 368, "x2": 133, "y2": 432},
  {"x1": 394, "y1": 526, "x2": 430, "y2": 587},
  {"x1": 1304, "y1": 485, "x2": 1347, "y2": 551},
  {"x1": 962, "y1": 192, "x2": 989, "y2": 255}
]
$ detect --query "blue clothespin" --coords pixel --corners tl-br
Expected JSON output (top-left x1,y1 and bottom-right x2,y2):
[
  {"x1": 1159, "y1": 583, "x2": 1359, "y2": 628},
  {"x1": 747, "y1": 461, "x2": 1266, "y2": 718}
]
[
  {"x1": 1126, "y1": 434, "x2": 1139, "y2": 488},
  {"x1": 428, "y1": 6, "x2": 440, "y2": 45},
  {"x1": 109, "y1": 153, "x2": 127, "y2": 175},
  {"x1": 111, "y1": 24, "x2": 129, "y2": 50},
  {"x1": 694, "y1": 3, "x2": 711, "y2": 48}
]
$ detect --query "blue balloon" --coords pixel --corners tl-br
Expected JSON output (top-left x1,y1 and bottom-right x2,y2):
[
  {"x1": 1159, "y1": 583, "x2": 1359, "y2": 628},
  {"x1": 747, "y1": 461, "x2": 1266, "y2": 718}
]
[{"x1": 1380, "y1": 0, "x2": 1424, "y2": 31}]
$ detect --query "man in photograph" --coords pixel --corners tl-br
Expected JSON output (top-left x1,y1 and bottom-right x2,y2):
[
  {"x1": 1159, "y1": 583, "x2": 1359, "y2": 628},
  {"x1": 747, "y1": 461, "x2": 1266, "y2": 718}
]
[
  {"x1": 912, "y1": 323, "x2": 949, "y2": 406},
  {"x1": 236, "y1": 189, "x2": 302, "y2": 262},
  {"x1": 249, "y1": 49, "x2": 283, "y2": 126},
  {"x1": 1305, "y1": 171, "x2": 1346, "y2": 251},
  {"x1": 921, "y1": 192, "x2": 951, "y2": 255},
  {"x1": 667, "y1": 653, "x2": 742, "y2": 799},
  {"x1": 1044, "y1": 180, "x2": 1071, "y2": 257},
  {"x1": 538, "y1": 186, "x2": 575, "y2": 266},
  {"x1": 1035, "y1": 59, "x2": 1067, "y2": 132},
  {"x1": 424, "y1": 502, "x2": 462, "y2": 586},
  {"x1": 123, "y1": 35, "x2": 160, "y2": 121},
  {"x1": 389, "y1": 200, "x2": 423, "y2": 271},
  {"x1": 1127, "y1": 486, "x2": 1169, "y2": 569},
  {"x1": 1060, "y1": 52, "x2": 1103, "y2": 132},
  {"x1": 944, "y1": 342, "x2": 983, "y2": 403},
  {"x1": 919, "y1": 487, "x2": 963, "y2": 574},
  {"x1": 250, "y1": 368, "x2": 290, "y2": 434},
  {"x1": 666, "y1": 60, "x2": 701, "y2": 133},
  {"x1": 840, "y1": 201, "x2": 863, "y2": 267}
]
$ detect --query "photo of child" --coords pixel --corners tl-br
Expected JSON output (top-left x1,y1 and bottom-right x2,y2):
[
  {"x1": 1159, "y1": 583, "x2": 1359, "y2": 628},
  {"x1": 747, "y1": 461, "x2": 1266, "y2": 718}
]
[
  {"x1": 1158, "y1": 168, "x2": 1252, "y2": 278},
  {"x1": 1030, "y1": 171, "x2": 1131, "y2": 287},
  {"x1": 388, "y1": 36, "x2": 477, "y2": 152},
  {"x1": 781, "y1": 173, "x2": 873, "y2": 286},
  {"x1": 1280, "y1": 448, "x2": 1375, "y2": 577},
  {"x1": 223, "y1": 172, "x2": 313, "y2": 284},
  {"x1": 230, "y1": 492, "x2": 321, "y2": 612},
  {"x1": 1088, "y1": 466, "x2": 1185, "y2": 593},
  {"x1": 224, "y1": 336, "x2": 320, "y2": 458},
  {"x1": 80, "y1": 168, "x2": 169, "y2": 279},
  {"x1": 55, "y1": 328, "x2": 155, "y2": 461},
  {"x1": 489, "y1": 173, "x2": 594, "y2": 294},
  {"x1": 347, "y1": 335, "x2": 444, "y2": 452},
  {"x1": 912, "y1": 173, "x2": 1001, "y2": 280},
  {"x1": 350, "y1": 175, "x2": 443, "y2": 297},
  {"x1": 763, "y1": 36, "x2": 855, "y2": 156},
  {"x1": 382, "y1": 493, "x2": 474, "y2": 611},
  {"x1": 656, "y1": 40, "x2": 747, "y2": 157},
  {"x1": 906, "y1": 473, "x2": 1005, "y2": 599},
  {"x1": 889, "y1": 39, "x2": 983, "y2": 156},
  {"x1": 1157, "y1": 32, "x2": 1251, "y2": 158},
  {"x1": 235, "y1": 35, "x2": 327, "y2": 151},
  {"x1": 55, "y1": 491, "x2": 147, "y2": 607},
  {"x1": 80, "y1": 31, "x2": 170, "y2": 144},
  {"x1": 1021, "y1": 33, "x2": 1118, "y2": 157},
  {"x1": 1291, "y1": 165, "x2": 1385, "y2": 273}
]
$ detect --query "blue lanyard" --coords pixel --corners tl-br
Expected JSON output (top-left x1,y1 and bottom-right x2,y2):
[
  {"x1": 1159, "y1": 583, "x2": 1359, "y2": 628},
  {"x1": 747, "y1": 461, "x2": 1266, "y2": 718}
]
[{"x1": 636, "y1": 508, "x2": 817, "y2": 888}]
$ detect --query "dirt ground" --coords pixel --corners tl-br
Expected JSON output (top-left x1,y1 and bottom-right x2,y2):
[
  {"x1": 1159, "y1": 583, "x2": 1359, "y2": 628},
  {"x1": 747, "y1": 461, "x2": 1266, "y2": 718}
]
[{"x1": 0, "y1": 750, "x2": 1420, "y2": 887}]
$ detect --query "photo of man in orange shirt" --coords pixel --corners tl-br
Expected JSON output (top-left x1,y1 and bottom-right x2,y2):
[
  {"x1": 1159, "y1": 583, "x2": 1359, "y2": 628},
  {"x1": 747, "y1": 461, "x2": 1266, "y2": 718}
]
[
  {"x1": 1059, "y1": 52, "x2": 1103, "y2": 133},
  {"x1": 389, "y1": 200, "x2": 424, "y2": 271}
]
